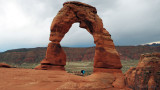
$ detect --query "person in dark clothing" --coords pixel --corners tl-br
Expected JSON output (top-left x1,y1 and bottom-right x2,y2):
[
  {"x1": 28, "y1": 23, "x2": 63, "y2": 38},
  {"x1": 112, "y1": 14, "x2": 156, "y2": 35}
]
[{"x1": 81, "y1": 70, "x2": 85, "y2": 76}]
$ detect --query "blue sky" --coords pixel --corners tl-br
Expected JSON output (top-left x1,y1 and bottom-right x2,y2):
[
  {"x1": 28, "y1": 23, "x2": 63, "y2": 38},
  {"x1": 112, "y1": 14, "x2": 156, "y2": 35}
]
[{"x1": 0, "y1": 0, "x2": 160, "y2": 52}]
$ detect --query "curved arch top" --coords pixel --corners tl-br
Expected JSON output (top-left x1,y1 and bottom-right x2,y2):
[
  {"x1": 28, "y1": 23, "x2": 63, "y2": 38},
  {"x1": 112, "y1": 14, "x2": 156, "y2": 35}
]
[{"x1": 36, "y1": 1, "x2": 122, "y2": 72}]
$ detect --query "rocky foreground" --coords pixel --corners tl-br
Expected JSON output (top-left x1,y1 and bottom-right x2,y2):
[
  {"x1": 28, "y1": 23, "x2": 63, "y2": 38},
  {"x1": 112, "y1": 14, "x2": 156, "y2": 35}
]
[
  {"x1": 125, "y1": 53, "x2": 160, "y2": 90},
  {"x1": 0, "y1": 53, "x2": 160, "y2": 90},
  {"x1": 0, "y1": 68, "x2": 130, "y2": 90}
]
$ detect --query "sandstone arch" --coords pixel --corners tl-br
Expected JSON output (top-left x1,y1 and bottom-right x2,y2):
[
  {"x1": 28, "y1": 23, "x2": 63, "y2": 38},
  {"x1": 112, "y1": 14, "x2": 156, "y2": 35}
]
[{"x1": 36, "y1": 1, "x2": 122, "y2": 72}]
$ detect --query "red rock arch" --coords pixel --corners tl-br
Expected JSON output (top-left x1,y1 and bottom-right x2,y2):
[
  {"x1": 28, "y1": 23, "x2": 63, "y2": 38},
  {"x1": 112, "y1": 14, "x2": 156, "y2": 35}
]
[{"x1": 36, "y1": 1, "x2": 122, "y2": 72}]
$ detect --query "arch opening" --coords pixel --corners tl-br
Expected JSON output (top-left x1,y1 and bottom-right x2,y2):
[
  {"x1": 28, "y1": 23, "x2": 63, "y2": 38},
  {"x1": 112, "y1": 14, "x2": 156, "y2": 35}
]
[
  {"x1": 60, "y1": 23, "x2": 95, "y2": 47},
  {"x1": 60, "y1": 23, "x2": 95, "y2": 76}
]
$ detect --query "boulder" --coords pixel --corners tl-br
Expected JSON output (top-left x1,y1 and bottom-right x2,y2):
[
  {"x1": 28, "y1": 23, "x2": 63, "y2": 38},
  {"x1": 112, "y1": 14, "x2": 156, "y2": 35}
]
[
  {"x1": 0, "y1": 63, "x2": 11, "y2": 68},
  {"x1": 125, "y1": 53, "x2": 160, "y2": 90}
]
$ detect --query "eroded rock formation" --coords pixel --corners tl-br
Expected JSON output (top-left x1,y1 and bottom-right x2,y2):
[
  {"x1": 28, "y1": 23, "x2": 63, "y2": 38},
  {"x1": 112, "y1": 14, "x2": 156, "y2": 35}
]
[
  {"x1": 125, "y1": 53, "x2": 160, "y2": 90},
  {"x1": 36, "y1": 1, "x2": 122, "y2": 72}
]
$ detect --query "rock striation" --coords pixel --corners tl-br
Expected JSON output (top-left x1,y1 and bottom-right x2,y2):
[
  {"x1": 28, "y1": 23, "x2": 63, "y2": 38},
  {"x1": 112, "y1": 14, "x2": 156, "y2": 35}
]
[
  {"x1": 125, "y1": 53, "x2": 160, "y2": 90},
  {"x1": 36, "y1": 1, "x2": 122, "y2": 72}
]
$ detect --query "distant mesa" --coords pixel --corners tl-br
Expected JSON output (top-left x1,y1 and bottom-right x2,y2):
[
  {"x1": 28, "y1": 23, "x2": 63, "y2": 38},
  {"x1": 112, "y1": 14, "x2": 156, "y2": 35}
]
[{"x1": 0, "y1": 46, "x2": 160, "y2": 64}]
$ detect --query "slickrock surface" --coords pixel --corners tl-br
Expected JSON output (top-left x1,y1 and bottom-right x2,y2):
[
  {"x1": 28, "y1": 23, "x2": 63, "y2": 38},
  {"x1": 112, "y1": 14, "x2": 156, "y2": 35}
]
[{"x1": 0, "y1": 68, "x2": 131, "y2": 90}]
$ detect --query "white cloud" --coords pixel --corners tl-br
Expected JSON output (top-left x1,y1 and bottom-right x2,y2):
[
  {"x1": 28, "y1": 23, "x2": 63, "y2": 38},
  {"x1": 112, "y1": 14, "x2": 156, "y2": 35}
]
[
  {"x1": 0, "y1": 0, "x2": 160, "y2": 52},
  {"x1": 61, "y1": 23, "x2": 95, "y2": 47},
  {"x1": 0, "y1": 1, "x2": 53, "y2": 51},
  {"x1": 99, "y1": 0, "x2": 160, "y2": 45}
]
